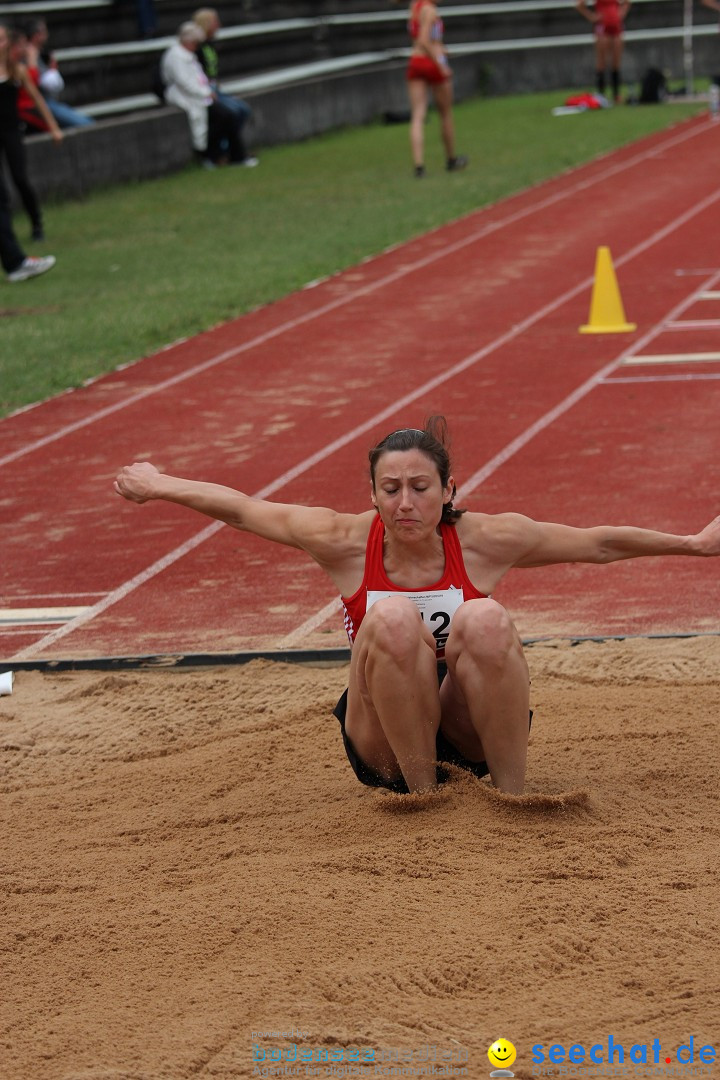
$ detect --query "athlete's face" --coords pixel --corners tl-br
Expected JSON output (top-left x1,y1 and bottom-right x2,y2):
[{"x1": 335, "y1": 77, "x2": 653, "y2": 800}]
[{"x1": 371, "y1": 449, "x2": 453, "y2": 537}]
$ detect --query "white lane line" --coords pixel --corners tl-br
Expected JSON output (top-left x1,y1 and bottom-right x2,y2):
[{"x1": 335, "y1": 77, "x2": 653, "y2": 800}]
[
  {"x1": 0, "y1": 119, "x2": 711, "y2": 471},
  {"x1": 603, "y1": 373, "x2": 720, "y2": 383},
  {"x1": 624, "y1": 352, "x2": 720, "y2": 365},
  {"x1": 0, "y1": 607, "x2": 91, "y2": 626},
  {"x1": 5, "y1": 592, "x2": 107, "y2": 600},
  {"x1": 280, "y1": 267, "x2": 720, "y2": 645},
  {"x1": 12, "y1": 164, "x2": 720, "y2": 660},
  {"x1": 699, "y1": 291, "x2": 720, "y2": 298},
  {"x1": 278, "y1": 598, "x2": 344, "y2": 647},
  {"x1": 666, "y1": 320, "x2": 720, "y2": 330}
]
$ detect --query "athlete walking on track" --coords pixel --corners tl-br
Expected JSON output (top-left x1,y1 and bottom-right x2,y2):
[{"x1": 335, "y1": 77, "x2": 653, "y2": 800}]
[
  {"x1": 115, "y1": 417, "x2": 720, "y2": 796},
  {"x1": 405, "y1": 0, "x2": 467, "y2": 177}
]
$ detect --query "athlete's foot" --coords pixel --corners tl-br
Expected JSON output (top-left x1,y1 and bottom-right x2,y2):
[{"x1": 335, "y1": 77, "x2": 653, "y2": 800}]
[
  {"x1": 414, "y1": 164, "x2": 426, "y2": 178},
  {"x1": 446, "y1": 155, "x2": 468, "y2": 172}
]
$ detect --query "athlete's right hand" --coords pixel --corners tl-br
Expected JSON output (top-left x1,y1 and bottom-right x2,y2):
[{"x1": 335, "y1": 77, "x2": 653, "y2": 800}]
[{"x1": 114, "y1": 461, "x2": 161, "y2": 503}]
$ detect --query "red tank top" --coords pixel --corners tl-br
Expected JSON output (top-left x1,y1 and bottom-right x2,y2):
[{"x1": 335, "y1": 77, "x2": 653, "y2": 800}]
[
  {"x1": 341, "y1": 515, "x2": 487, "y2": 657},
  {"x1": 409, "y1": 0, "x2": 444, "y2": 42},
  {"x1": 594, "y1": 0, "x2": 621, "y2": 28}
]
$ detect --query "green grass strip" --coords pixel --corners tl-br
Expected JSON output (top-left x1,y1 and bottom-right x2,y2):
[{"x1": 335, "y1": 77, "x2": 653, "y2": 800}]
[{"x1": 0, "y1": 90, "x2": 705, "y2": 418}]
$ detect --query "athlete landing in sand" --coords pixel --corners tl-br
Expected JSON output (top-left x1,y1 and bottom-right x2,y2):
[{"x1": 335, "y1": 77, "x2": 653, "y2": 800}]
[{"x1": 115, "y1": 416, "x2": 720, "y2": 796}]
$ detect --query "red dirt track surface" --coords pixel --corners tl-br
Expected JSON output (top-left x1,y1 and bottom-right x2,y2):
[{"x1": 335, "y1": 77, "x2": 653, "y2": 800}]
[{"x1": 2, "y1": 116, "x2": 719, "y2": 660}]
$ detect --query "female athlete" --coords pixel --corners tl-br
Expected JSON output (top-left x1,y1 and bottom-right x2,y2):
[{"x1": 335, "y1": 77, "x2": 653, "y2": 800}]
[
  {"x1": 405, "y1": 0, "x2": 467, "y2": 177},
  {"x1": 576, "y1": 0, "x2": 631, "y2": 103},
  {"x1": 115, "y1": 417, "x2": 720, "y2": 796}
]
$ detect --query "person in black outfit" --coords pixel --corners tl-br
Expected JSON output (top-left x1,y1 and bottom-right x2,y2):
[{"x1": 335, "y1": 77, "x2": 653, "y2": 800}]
[
  {"x1": 0, "y1": 25, "x2": 62, "y2": 241},
  {"x1": 0, "y1": 23, "x2": 56, "y2": 279}
]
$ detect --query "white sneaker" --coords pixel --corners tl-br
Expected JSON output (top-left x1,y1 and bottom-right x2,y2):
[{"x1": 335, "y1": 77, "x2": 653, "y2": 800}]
[
  {"x1": 7, "y1": 255, "x2": 56, "y2": 283},
  {"x1": 240, "y1": 156, "x2": 259, "y2": 167}
]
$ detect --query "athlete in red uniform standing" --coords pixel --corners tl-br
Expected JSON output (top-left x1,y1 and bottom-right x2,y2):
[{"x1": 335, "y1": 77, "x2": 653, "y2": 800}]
[
  {"x1": 576, "y1": 0, "x2": 631, "y2": 103},
  {"x1": 406, "y1": 0, "x2": 467, "y2": 177},
  {"x1": 115, "y1": 417, "x2": 720, "y2": 797}
]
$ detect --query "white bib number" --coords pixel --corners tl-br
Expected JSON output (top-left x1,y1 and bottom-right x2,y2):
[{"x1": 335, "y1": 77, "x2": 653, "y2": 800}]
[{"x1": 366, "y1": 587, "x2": 465, "y2": 653}]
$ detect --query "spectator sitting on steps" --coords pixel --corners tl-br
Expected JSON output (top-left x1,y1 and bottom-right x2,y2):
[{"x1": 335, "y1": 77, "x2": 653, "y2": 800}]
[
  {"x1": 22, "y1": 18, "x2": 94, "y2": 129},
  {"x1": 160, "y1": 22, "x2": 253, "y2": 169}
]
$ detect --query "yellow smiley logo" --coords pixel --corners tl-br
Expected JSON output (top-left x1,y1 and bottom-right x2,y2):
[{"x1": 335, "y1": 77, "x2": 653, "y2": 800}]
[{"x1": 488, "y1": 1039, "x2": 517, "y2": 1069}]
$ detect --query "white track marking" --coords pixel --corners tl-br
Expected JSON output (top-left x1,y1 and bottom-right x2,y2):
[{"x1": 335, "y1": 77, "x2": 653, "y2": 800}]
[
  {"x1": 10, "y1": 155, "x2": 720, "y2": 659},
  {"x1": 0, "y1": 607, "x2": 91, "y2": 626},
  {"x1": 278, "y1": 597, "x2": 344, "y2": 647},
  {"x1": 603, "y1": 373, "x2": 720, "y2": 383},
  {"x1": 624, "y1": 352, "x2": 720, "y2": 364},
  {"x1": 666, "y1": 320, "x2": 720, "y2": 330},
  {"x1": 281, "y1": 267, "x2": 720, "y2": 644},
  {"x1": 7, "y1": 592, "x2": 107, "y2": 600},
  {"x1": 0, "y1": 120, "x2": 711, "y2": 471}
]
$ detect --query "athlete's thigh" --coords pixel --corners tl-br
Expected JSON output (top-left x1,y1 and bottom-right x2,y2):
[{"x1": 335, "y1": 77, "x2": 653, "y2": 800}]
[
  {"x1": 431, "y1": 77, "x2": 453, "y2": 112},
  {"x1": 344, "y1": 600, "x2": 437, "y2": 760},
  {"x1": 595, "y1": 34, "x2": 610, "y2": 66}
]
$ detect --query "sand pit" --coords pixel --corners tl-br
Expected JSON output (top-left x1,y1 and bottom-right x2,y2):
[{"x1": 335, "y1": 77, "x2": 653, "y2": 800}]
[{"x1": 2, "y1": 636, "x2": 719, "y2": 1080}]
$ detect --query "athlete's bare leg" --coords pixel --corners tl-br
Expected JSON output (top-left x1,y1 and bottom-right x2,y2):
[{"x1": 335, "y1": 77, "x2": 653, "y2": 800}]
[
  {"x1": 344, "y1": 596, "x2": 441, "y2": 792},
  {"x1": 594, "y1": 34, "x2": 610, "y2": 93},
  {"x1": 610, "y1": 36, "x2": 623, "y2": 100},
  {"x1": 441, "y1": 599, "x2": 530, "y2": 794},
  {"x1": 408, "y1": 78, "x2": 429, "y2": 169},
  {"x1": 431, "y1": 77, "x2": 456, "y2": 161}
]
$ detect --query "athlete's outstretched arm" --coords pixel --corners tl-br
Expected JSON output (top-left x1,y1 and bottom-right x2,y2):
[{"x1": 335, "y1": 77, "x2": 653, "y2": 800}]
[
  {"x1": 475, "y1": 511, "x2": 720, "y2": 570},
  {"x1": 516, "y1": 514, "x2": 720, "y2": 566},
  {"x1": 114, "y1": 461, "x2": 342, "y2": 554}
]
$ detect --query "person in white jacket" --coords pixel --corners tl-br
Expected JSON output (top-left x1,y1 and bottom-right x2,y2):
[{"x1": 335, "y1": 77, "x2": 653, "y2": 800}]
[
  {"x1": 161, "y1": 22, "x2": 212, "y2": 157},
  {"x1": 161, "y1": 22, "x2": 252, "y2": 167}
]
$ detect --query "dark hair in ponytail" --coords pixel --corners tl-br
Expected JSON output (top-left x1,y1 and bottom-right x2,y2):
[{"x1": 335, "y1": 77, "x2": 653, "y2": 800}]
[{"x1": 368, "y1": 415, "x2": 466, "y2": 525}]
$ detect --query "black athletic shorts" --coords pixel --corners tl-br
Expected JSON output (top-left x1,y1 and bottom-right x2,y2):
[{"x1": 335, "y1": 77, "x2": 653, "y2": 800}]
[{"x1": 333, "y1": 661, "x2": 500, "y2": 794}]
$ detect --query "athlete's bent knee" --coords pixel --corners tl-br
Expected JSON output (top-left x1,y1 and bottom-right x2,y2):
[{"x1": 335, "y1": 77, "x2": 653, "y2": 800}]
[
  {"x1": 446, "y1": 599, "x2": 520, "y2": 668},
  {"x1": 362, "y1": 596, "x2": 426, "y2": 661}
]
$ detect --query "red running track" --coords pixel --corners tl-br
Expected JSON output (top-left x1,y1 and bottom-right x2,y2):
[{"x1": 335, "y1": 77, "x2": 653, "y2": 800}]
[{"x1": 2, "y1": 116, "x2": 719, "y2": 660}]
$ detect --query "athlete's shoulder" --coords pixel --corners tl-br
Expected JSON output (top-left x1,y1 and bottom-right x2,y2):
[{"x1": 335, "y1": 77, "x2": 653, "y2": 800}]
[
  {"x1": 305, "y1": 507, "x2": 375, "y2": 557},
  {"x1": 455, "y1": 510, "x2": 540, "y2": 555}
]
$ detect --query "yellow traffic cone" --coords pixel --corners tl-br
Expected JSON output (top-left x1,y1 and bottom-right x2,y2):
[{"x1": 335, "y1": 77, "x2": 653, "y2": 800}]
[{"x1": 579, "y1": 246, "x2": 637, "y2": 334}]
